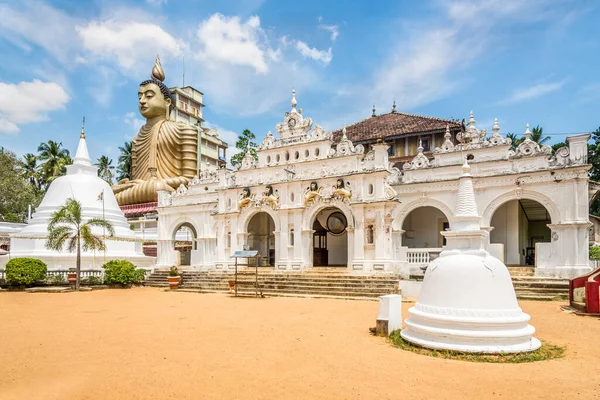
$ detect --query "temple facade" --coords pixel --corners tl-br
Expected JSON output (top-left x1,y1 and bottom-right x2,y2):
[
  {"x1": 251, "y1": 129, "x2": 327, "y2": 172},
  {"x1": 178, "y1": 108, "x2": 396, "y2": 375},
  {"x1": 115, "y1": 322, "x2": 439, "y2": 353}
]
[{"x1": 155, "y1": 91, "x2": 592, "y2": 279}]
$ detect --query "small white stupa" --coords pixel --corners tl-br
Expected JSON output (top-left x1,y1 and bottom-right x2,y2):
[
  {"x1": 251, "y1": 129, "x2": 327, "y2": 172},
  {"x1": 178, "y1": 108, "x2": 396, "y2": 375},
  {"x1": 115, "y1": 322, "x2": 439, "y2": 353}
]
[
  {"x1": 401, "y1": 160, "x2": 540, "y2": 353},
  {"x1": 5, "y1": 123, "x2": 154, "y2": 270}
]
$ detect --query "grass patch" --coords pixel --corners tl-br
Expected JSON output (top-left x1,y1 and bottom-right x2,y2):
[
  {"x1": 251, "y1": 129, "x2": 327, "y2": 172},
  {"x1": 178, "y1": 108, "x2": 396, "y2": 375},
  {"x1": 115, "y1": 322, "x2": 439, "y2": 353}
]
[{"x1": 389, "y1": 330, "x2": 565, "y2": 363}]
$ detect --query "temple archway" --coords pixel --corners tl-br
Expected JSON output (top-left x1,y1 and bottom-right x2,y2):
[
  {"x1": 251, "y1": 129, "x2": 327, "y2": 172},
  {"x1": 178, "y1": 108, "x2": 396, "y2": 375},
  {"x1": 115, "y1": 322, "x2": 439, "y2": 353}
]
[
  {"x1": 247, "y1": 212, "x2": 276, "y2": 266},
  {"x1": 311, "y1": 207, "x2": 349, "y2": 267},
  {"x1": 401, "y1": 206, "x2": 450, "y2": 249},
  {"x1": 173, "y1": 222, "x2": 197, "y2": 266},
  {"x1": 489, "y1": 199, "x2": 552, "y2": 267}
]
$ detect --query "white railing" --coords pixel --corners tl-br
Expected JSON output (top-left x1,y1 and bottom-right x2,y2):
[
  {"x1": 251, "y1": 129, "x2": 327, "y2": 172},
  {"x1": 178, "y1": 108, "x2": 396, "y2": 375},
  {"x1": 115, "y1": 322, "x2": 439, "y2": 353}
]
[{"x1": 406, "y1": 248, "x2": 442, "y2": 264}]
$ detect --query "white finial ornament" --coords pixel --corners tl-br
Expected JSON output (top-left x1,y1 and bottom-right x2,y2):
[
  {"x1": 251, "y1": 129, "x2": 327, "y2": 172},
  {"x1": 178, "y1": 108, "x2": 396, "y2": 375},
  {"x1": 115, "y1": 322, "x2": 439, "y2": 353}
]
[
  {"x1": 342, "y1": 124, "x2": 348, "y2": 141},
  {"x1": 467, "y1": 110, "x2": 476, "y2": 128},
  {"x1": 291, "y1": 88, "x2": 297, "y2": 112},
  {"x1": 444, "y1": 124, "x2": 451, "y2": 140},
  {"x1": 372, "y1": 104, "x2": 376, "y2": 117},
  {"x1": 492, "y1": 118, "x2": 500, "y2": 136},
  {"x1": 417, "y1": 139, "x2": 424, "y2": 153},
  {"x1": 392, "y1": 100, "x2": 397, "y2": 113},
  {"x1": 524, "y1": 123, "x2": 531, "y2": 140}
]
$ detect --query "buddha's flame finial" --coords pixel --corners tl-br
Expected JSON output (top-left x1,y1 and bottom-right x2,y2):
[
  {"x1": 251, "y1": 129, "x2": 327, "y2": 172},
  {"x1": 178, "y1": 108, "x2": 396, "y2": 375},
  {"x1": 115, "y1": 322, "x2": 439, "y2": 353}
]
[
  {"x1": 80, "y1": 116, "x2": 85, "y2": 139},
  {"x1": 151, "y1": 55, "x2": 165, "y2": 82}
]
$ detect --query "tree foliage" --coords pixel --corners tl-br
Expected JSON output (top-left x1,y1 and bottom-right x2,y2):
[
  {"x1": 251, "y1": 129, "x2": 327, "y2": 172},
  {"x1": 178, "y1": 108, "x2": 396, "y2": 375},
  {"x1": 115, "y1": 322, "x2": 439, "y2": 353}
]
[
  {"x1": 230, "y1": 129, "x2": 258, "y2": 167},
  {"x1": 0, "y1": 148, "x2": 43, "y2": 222},
  {"x1": 117, "y1": 141, "x2": 133, "y2": 182},
  {"x1": 95, "y1": 155, "x2": 115, "y2": 185},
  {"x1": 588, "y1": 127, "x2": 600, "y2": 182},
  {"x1": 45, "y1": 198, "x2": 115, "y2": 290},
  {"x1": 37, "y1": 140, "x2": 71, "y2": 187}
]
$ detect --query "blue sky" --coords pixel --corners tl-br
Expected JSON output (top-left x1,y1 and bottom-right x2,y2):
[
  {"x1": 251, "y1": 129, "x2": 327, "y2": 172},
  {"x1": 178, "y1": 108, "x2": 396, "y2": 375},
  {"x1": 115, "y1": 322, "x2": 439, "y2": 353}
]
[{"x1": 0, "y1": 0, "x2": 599, "y2": 165}]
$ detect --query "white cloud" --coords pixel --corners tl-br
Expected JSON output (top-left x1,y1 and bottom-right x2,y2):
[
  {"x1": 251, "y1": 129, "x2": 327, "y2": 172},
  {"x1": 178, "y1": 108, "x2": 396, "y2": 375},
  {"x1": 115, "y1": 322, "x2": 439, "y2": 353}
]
[
  {"x1": 196, "y1": 14, "x2": 271, "y2": 74},
  {"x1": 124, "y1": 112, "x2": 145, "y2": 140},
  {"x1": 499, "y1": 80, "x2": 566, "y2": 105},
  {"x1": 77, "y1": 20, "x2": 186, "y2": 73},
  {"x1": 0, "y1": 80, "x2": 70, "y2": 134},
  {"x1": 319, "y1": 24, "x2": 340, "y2": 41},
  {"x1": 296, "y1": 41, "x2": 332, "y2": 65},
  {"x1": 0, "y1": 1, "x2": 81, "y2": 64}
]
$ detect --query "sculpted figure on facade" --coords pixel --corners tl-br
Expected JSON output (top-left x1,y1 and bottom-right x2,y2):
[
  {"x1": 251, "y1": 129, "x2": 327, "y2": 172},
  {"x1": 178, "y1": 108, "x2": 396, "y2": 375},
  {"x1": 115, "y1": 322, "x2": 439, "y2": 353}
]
[
  {"x1": 238, "y1": 187, "x2": 255, "y2": 209},
  {"x1": 261, "y1": 185, "x2": 279, "y2": 210},
  {"x1": 112, "y1": 56, "x2": 198, "y2": 205},
  {"x1": 332, "y1": 179, "x2": 352, "y2": 202},
  {"x1": 304, "y1": 181, "x2": 323, "y2": 205}
]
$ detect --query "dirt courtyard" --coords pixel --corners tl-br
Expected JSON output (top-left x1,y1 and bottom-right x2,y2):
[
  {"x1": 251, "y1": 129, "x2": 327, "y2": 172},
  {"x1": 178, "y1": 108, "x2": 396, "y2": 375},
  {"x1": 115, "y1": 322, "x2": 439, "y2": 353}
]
[{"x1": 0, "y1": 288, "x2": 598, "y2": 400}]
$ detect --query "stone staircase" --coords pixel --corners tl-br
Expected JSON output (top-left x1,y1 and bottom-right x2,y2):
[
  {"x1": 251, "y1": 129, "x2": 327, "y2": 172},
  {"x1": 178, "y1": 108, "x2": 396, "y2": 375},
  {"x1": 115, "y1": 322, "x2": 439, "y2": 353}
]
[
  {"x1": 145, "y1": 269, "x2": 400, "y2": 300},
  {"x1": 146, "y1": 267, "x2": 570, "y2": 301}
]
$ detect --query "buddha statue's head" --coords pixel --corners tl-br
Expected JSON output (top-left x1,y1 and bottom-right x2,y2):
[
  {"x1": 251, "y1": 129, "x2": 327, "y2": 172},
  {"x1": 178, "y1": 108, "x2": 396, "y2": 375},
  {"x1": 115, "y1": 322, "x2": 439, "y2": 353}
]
[{"x1": 138, "y1": 55, "x2": 173, "y2": 120}]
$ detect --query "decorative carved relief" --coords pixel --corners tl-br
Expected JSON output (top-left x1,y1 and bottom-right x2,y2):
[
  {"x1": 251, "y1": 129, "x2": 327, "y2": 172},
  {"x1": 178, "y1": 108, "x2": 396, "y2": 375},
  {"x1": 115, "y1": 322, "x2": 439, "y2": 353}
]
[
  {"x1": 261, "y1": 185, "x2": 280, "y2": 210},
  {"x1": 329, "y1": 126, "x2": 364, "y2": 158},
  {"x1": 512, "y1": 124, "x2": 552, "y2": 158},
  {"x1": 403, "y1": 140, "x2": 431, "y2": 170},
  {"x1": 173, "y1": 184, "x2": 188, "y2": 197},
  {"x1": 238, "y1": 187, "x2": 256, "y2": 209}
]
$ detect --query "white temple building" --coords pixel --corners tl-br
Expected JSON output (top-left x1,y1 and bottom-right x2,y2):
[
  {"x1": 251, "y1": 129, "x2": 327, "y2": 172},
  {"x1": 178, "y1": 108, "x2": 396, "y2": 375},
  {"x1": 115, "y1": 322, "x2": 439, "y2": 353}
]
[
  {"x1": 154, "y1": 91, "x2": 592, "y2": 279},
  {"x1": 0, "y1": 128, "x2": 154, "y2": 270}
]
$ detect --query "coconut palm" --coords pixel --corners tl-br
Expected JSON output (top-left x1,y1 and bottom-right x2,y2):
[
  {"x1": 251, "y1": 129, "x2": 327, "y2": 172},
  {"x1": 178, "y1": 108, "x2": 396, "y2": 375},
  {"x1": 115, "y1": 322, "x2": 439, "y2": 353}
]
[
  {"x1": 95, "y1": 155, "x2": 115, "y2": 185},
  {"x1": 37, "y1": 140, "x2": 71, "y2": 186},
  {"x1": 505, "y1": 133, "x2": 522, "y2": 150},
  {"x1": 45, "y1": 198, "x2": 115, "y2": 290},
  {"x1": 531, "y1": 125, "x2": 550, "y2": 145},
  {"x1": 117, "y1": 141, "x2": 133, "y2": 182},
  {"x1": 21, "y1": 153, "x2": 41, "y2": 189}
]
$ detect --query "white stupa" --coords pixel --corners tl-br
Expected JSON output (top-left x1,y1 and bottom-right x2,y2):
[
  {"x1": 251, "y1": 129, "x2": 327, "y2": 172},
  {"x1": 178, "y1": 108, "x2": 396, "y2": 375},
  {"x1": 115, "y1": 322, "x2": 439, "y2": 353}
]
[
  {"x1": 5, "y1": 124, "x2": 155, "y2": 270},
  {"x1": 401, "y1": 160, "x2": 540, "y2": 353}
]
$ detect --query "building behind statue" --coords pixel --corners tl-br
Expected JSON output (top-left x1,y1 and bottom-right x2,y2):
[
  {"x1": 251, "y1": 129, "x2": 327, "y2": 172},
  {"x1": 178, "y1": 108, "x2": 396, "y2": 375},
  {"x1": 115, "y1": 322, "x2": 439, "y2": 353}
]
[{"x1": 154, "y1": 90, "x2": 593, "y2": 279}]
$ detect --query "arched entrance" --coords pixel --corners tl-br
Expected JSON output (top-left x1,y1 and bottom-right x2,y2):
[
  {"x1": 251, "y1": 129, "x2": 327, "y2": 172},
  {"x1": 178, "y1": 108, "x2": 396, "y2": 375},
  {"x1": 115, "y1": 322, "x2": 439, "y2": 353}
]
[
  {"x1": 247, "y1": 212, "x2": 276, "y2": 266},
  {"x1": 401, "y1": 206, "x2": 450, "y2": 265},
  {"x1": 173, "y1": 223, "x2": 197, "y2": 266},
  {"x1": 311, "y1": 207, "x2": 348, "y2": 267},
  {"x1": 490, "y1": 199, "x2": 551, "y2": 266}
]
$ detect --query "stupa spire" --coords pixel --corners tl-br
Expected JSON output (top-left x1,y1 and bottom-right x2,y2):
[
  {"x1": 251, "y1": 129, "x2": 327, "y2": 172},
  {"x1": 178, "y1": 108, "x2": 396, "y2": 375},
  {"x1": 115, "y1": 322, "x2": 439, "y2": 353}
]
[
  {"x1": 451, "y1": 158, "x2": 481, "y2": 232},
  {"x1": 291, "y1": 88, "x2": 297, "y2": 112},
  {"x1": 73, "y1": 117, "x2": 92, "y2": 167}
]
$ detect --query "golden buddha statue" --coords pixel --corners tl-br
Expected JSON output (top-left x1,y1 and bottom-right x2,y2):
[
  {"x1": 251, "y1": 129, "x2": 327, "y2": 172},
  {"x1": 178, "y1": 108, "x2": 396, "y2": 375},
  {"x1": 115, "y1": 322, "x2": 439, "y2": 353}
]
[{"x1": 112, "y1": 56, "x2": 198, "y2": 205}]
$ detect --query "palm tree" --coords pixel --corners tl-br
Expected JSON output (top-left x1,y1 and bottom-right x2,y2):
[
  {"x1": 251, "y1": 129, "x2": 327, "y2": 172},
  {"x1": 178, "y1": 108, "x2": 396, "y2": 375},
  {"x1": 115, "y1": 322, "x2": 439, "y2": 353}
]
[
  {"x1": 531, "y1": 125, "x2": 550, "y2": 145},
  {"x1": 95, "y1": 155, "x2": 115, "y2": 185},
  {"x1": 505, "y1": 133, "x2": 522, "y2": 150},
  {"x1": 21, "y1": 153, "x2": 40, "y2": 189},
  {"x1": 37, "y1": 140, "x2": 71, "y2": 187},
  {"x1": 117, "y1": 141, "x2": 133, "y2": 182},
  {"x1": 45, "y1": 198, "x2": 115, "y2": 290}
]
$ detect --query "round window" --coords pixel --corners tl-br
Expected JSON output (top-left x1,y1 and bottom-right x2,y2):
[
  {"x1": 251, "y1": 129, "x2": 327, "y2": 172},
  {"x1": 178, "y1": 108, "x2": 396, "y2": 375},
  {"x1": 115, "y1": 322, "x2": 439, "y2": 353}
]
[
  {"x1": 285, "y1": 151, "x2": 290, "y2": 161},
  {"x1": 368, "y1": 184, "x2": 374, "y2": 195},
  {"x1": 304, "y1": 149, "x2": 310, "y2": 158},
  {"x1": 266, "y1": 155, "x2": 271, "y2": 164},
  {"x1": 276, "y1": 154, "x2": 281, "y2": 163},
  {"x1": 327, "y1": 212, "x2": 348, "y2": 235},
  {"x1": 290, "y1": 192, "x2": 295, "y2": 202},
  {"x1": 315, "y1": 148, "x2": 320, "y2": 157},
  {"x1": 294, "y1": 151, "x2": 299, "y2": 160}
]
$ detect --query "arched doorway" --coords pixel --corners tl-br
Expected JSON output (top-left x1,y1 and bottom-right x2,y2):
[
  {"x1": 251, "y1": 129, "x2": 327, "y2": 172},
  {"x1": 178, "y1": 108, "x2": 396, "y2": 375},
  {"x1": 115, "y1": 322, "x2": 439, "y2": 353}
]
[
  {"x1": 401, "y1": 206, "x2": 449, "y2": 264},
  {"x1": 312, "y1": 207, "x2": 348, "y2": 267},
  {"x1": 490, "y1": 199, "x2": 551, "y2": 266},
  {"x1": 173, "y1": 223, "x2": 197, "y2": 266},
  {"x1": 247, "y1": 212, "x2": 276, "y2": 266}
]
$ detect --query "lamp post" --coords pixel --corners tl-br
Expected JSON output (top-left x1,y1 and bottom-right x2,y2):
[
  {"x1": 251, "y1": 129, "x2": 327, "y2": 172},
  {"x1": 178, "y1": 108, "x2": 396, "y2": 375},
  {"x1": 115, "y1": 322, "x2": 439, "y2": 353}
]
[{"x1": 195, "y1": 120, "x2": 203, "y2": 174}]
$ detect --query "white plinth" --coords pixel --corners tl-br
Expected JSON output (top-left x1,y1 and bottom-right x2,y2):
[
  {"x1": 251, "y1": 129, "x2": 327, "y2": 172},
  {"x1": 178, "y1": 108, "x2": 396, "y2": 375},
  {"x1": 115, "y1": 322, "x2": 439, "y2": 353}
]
[{"x1": 377, "y1": 294, "x2": 403, "y2": 334}]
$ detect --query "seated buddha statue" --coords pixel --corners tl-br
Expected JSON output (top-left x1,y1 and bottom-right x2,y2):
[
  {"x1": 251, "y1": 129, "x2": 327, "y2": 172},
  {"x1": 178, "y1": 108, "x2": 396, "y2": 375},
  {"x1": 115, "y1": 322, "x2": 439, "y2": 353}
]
[{"x1": 112, "y1": 56, "x2": 198, "y2": 205}]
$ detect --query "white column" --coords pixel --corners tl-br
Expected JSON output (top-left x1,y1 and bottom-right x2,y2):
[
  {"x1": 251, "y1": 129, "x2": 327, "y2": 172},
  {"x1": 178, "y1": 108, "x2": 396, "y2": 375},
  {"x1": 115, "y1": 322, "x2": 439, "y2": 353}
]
[{"x1": 505, "y1": 200, "x2": 520, "y2": 265}]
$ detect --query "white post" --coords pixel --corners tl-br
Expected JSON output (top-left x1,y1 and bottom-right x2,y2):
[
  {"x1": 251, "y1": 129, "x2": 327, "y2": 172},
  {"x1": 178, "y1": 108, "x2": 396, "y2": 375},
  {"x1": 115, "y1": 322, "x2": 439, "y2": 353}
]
[{"x1": 375, "y1": 294, "x2": 403, "y2": 336}]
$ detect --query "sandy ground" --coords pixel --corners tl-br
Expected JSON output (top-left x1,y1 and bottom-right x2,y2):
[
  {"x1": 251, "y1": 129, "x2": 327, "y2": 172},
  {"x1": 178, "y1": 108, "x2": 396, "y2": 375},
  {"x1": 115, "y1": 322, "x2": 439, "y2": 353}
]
[{"x1": 0, "y1": 288, "x2": 599, "y2": 400}]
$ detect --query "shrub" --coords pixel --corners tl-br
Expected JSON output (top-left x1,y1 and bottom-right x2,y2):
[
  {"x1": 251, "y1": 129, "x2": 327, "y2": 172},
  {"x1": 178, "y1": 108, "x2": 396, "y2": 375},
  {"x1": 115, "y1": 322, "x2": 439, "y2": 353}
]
[
  {"x1": 102, "y1": 260, "x2": 137, "y2": 285},
  {"x1": 132, "y1": 269, "x2": 147, "y2": 284},
  {"x1": 47, "y1": 274, "x2": 66, "y2": 285},
  {"x1": 169, "y1": 266, "x2": 179, "y2": 276},
  {"x1": 82, "y1": 275, "x2": 103, "y2": 286},
  {"x1": 5, "y1": 258, "x2": 47, "y2": 287},
  {"x1": 590, "y1": 246, "x2": 600, "y2": 261}
]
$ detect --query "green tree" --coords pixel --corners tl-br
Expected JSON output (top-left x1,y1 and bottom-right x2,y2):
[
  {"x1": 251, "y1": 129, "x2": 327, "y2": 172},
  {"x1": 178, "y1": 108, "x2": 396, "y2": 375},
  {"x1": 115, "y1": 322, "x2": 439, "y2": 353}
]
[
  {"x1": 20, "y1": 153, "x2": 42, "y2": 190},
  {"x1": 531, "y1": 125, "x2": 550, "y2": 145},
  {"x1": 552, "y1": 142, "x2": 567, "y2": 154},
  {"x1": 230, "y1": 129, "x2": 258, "y2": 167},
  {"x1": 37, "y1": 140, "x2": 71, "y2": 187},
  {"x1": 588, "y1": 127, "x2": 600, "y2": 182},
  {"x1": 45, "y1": 198, "x2": 115, "y2": 290},
  {"x1": 117, "y1": 141, "x2": 133, "y2": 182},
  {"x1": 505, "y1": 133, "x2": 522, "y2": 150},
  {"x1": 95, "y1": 155, "x2": 115, "y2": 185},
  {"x1": 0, "y1": 148, "x2": 43, "y2": 222}
]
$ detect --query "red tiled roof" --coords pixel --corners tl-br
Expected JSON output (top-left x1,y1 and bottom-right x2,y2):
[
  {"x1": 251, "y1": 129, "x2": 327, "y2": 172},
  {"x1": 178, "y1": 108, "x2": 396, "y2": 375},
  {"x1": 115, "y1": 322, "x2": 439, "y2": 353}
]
[
  {"x1": 331, "y1": 111, "x2": 463, "y2": 143},
  {"x1": 120, "y1": 202, "x2": 158, "y2": 217}
]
